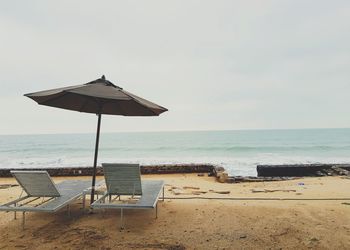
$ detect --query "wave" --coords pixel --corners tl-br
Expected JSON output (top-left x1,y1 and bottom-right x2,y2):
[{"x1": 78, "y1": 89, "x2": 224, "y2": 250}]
[
  {"x1": 2, "y1": 145, "x2": 350, "y2": 154},
  {"x1": 97, "y1": 145, "x2": 350, "y2": 152}
]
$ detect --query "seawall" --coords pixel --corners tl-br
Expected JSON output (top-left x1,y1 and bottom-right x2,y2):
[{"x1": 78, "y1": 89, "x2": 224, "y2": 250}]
[
  {"x1": 0, "y1": 164, "x2": 219, "y2": 177},
  {"x1": 257, "y1": 164, "x2": 350, "y2": 177}
]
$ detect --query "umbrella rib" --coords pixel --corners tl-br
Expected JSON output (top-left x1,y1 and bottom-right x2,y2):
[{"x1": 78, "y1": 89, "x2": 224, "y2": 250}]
[
  {"x1": 78, "y1": 99, "x2": 89, "y2": 112},
  {"x1": 78, "y1": 96, "x2": 99, "y2": 112},
  {"x1": 39, "y1": 91, "x2": 103, "y2": 114},
  {"x1": 120, "y1": 92, "x2": 160, "y2": 116},
  {"x1": 98, "y1": 99, "x2": 125, "y2": 115},
  {"x1": 39, "y1": 91, "x2": 70, "y2": 105}
]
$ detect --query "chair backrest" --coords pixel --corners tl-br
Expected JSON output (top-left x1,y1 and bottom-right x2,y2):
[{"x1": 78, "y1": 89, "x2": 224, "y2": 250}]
[
  {"x1": 11, "y1": 171, "x2": 61, "y2": 197},
  {"x1": 102, "y1": 163, "x2": 142, "y2": 196}
]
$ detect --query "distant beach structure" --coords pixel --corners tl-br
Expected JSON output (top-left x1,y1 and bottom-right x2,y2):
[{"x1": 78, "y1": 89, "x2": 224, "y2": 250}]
[{"x1": 1, "y1": 128, "x2": 350, "y2": 176}]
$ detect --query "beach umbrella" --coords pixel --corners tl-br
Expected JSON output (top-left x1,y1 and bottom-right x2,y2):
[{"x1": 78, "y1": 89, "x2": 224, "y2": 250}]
[{"x1": 24, "y1": 75, "x2": 168, "y2": 203}]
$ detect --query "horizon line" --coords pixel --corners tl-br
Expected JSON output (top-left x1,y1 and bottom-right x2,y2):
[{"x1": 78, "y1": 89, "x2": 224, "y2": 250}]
[{"x1": 1, "y1": 127, "x2": 350, "y2": 136}]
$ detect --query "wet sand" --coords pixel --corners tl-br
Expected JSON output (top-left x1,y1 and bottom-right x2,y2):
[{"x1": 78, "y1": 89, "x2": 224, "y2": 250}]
[{"x1": 0, "y1": 174, "x2": 349, "y2": 249}]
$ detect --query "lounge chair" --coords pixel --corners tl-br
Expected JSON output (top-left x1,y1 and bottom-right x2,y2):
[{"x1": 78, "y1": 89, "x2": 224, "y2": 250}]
[
  {"x1": 91, "y1": 163, "x2": 164, "y2": 229},
  {"x1": 0, "y1": 170, "x2": 91, "y2": 229}
]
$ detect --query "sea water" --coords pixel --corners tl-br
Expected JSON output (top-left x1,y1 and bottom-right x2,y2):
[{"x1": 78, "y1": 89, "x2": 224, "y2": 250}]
[{"x1": 1, "y1": 128, "x2": 350, "y2": 176}]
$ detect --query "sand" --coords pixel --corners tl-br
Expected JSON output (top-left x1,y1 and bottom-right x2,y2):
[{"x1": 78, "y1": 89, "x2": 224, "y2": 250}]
[{"x1": 0, "y1": 174, "x2": 349, "y2": 249}]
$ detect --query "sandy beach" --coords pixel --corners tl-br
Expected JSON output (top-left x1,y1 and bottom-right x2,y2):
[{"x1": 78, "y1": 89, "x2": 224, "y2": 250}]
[{"x1": 0, "y1": 174, "x2": 349, "y2": 249}]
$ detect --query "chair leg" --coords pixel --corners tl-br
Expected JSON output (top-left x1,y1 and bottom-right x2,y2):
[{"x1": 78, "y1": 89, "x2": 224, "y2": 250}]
[
  {"x1": 82, "y1": 194, "x2": 86, "y2": 211},
  {"x1": 22, "y1": 212, "x2": 25, "y2": 230},
  {"x1": 162, "y1": 186, "x2": 165, "y2": 201},
  {"x1": 120, "y1": 208, "x2": 124, "y2": 230},
  {"x1": 156, "y1": 203, "x2": 158, "y2": 219},
  {"x1": 14, "y1": 202, "x2": 17, "y2": 220},
  {"x1": 67, "y1": 204, "x2": 70, "y2": 217}
]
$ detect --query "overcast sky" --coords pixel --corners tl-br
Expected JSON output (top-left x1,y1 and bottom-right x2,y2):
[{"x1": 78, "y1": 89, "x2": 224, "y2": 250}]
[{"x1": 0, "y1": 0, "x2": 349, "y2": 135}]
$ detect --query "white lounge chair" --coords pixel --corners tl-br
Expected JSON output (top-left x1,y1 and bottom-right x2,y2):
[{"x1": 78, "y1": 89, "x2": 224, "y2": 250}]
[
  {"x1": 0, "y1": 171, "x2": 91, "y2": 229},
  {"x1": 91, "y1": 163, "x2": 164, "y2": 229}
]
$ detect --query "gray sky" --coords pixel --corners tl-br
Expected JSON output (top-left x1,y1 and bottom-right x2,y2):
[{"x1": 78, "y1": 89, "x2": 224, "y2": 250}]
[{"x1": 0, "y1": 0, "x2": 349, "y2": 135}]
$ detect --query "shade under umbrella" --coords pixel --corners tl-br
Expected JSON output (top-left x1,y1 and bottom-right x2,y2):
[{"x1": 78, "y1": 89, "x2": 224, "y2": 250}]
[{"x1": 25, "y1": 75, "x2": 168, "y2": 203}]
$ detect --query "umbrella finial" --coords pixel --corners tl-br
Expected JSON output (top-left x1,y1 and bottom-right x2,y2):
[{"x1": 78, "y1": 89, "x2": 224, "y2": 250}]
[{"x1": 101, "y1": 75, "x2": 106, "y2": 80}]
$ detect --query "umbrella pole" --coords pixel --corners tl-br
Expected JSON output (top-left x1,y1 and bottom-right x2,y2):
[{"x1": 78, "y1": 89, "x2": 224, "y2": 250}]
[{"x1": 90, "y1": 113, "x2": 102, "y2": 204}]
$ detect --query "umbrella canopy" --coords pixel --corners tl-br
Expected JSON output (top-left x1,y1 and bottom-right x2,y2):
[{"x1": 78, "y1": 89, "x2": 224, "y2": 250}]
[
  {"x1": 24, "y1": 75, "x2": 168, "y2": 203},
  {"x1": 25, "y1": 75, "x2": 167, "y2": 116}
]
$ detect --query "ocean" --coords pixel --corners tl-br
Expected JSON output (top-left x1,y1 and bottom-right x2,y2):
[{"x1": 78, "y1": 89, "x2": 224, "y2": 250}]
[{"x1": 1, "y1": 128, "x2": 350, "y2": 176}]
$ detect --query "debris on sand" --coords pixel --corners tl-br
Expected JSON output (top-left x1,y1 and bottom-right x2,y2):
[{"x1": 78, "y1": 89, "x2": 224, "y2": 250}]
[
  {"x1": 183, "y1": 186, "x2": 200, "y2": 190},
  {"x1": 251, "y1": 188, "x2": 296, "y2": 193},
  {"x1": 0, "y1": 184, "x2": 18, "y2": 189},
  {"x1": 208, "y1": 190, "x2": 230, "y2": 194}
]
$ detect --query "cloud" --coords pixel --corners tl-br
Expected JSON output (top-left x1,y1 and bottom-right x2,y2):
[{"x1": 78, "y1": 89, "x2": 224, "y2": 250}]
[{"x1": 0, "y1": 0, "x2": 349, "y2": 134}]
